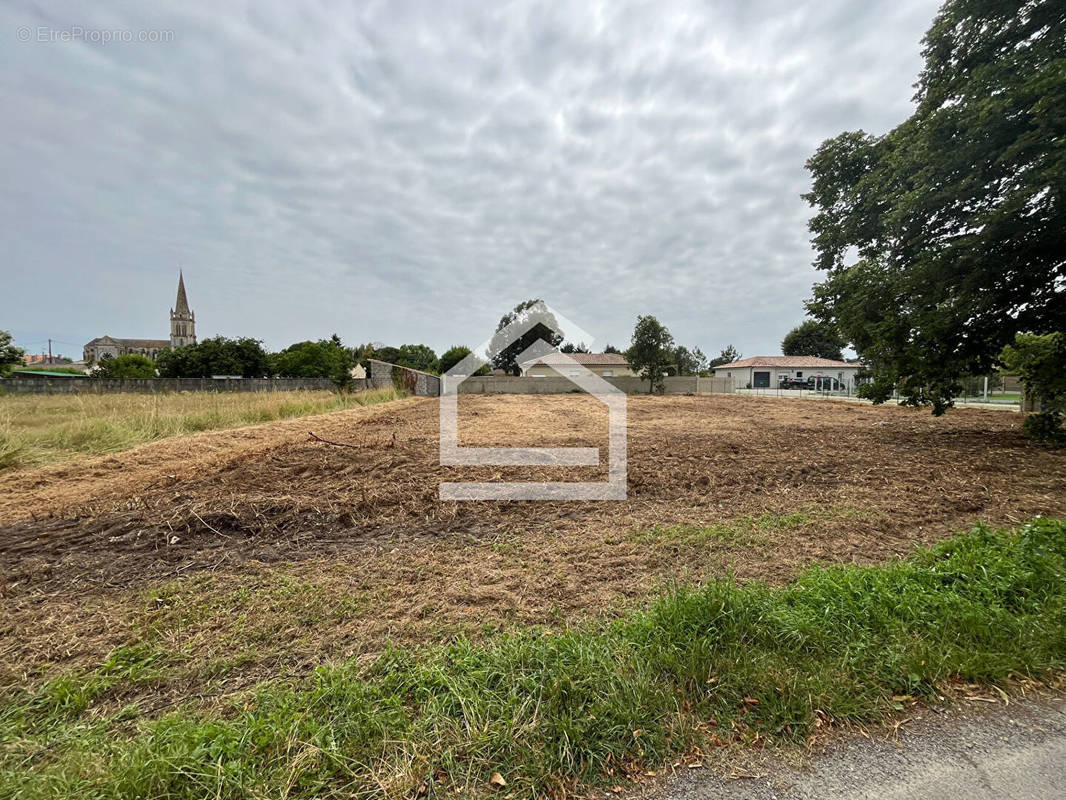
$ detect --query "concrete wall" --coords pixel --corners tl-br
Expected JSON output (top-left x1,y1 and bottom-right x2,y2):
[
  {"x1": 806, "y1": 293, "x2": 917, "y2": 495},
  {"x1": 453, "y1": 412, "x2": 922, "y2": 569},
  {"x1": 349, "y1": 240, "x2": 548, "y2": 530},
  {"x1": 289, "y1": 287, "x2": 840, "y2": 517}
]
[
  {"x1": 0, "y1": 376, "x2": 361, "y2": 395},
  {"x1": 367, "y1": 360, "x2": 441, "y2": 396},
  {"x1": 452, "y1": 375, "x2": 733, "y2": 395}
]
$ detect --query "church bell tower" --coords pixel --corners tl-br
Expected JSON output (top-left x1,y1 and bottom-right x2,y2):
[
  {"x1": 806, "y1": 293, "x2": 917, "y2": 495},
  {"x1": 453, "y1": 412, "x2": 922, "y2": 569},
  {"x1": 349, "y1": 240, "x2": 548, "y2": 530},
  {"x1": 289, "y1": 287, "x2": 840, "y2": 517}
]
[{"x1": 169, "y1": 271, "x2": 196, "y2": 348}]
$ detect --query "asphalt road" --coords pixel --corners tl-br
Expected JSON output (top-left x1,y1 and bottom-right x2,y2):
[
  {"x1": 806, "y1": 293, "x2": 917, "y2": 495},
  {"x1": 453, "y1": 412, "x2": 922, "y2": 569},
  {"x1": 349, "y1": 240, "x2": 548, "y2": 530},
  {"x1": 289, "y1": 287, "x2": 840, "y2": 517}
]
[{"x1": 644, "y1": 695, "x2": 1066, "y2": 800}]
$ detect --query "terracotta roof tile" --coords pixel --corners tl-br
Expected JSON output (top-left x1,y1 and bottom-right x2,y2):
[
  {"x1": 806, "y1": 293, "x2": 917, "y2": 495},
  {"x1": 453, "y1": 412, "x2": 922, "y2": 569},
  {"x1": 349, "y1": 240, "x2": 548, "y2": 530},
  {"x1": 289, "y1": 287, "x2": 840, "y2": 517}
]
[
  {"x1": 714, "y1": 356, "x2": 857, "y2": 369},
  {"x1": 521, "y1": 352, "x2": 630, "y2": 367}
]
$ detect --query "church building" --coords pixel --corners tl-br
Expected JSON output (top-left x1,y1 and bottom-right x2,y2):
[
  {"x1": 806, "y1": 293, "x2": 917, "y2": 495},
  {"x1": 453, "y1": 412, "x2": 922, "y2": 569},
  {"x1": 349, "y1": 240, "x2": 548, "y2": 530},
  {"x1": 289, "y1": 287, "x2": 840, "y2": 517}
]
[{"x1": 83, "y1": 272, "x2": 197, "y2": 362}]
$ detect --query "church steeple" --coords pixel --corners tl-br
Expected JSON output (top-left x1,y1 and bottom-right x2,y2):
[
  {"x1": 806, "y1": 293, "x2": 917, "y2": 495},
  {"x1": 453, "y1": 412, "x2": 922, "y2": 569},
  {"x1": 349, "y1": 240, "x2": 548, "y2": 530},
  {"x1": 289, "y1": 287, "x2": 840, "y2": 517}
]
[
  {"x1": 175, "y1": 271, "x2": 190, "y2": 316},
  {"x1": 169, "y1": 271, "x2": 196, "y2": 348}
]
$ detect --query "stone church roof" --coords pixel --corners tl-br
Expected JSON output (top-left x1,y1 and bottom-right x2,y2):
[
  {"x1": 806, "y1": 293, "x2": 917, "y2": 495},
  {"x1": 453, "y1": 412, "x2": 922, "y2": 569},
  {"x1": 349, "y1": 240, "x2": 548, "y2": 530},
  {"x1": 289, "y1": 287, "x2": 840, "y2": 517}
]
[{"x1": 85, "y1": 336, "x2": 169, "y2": 349}]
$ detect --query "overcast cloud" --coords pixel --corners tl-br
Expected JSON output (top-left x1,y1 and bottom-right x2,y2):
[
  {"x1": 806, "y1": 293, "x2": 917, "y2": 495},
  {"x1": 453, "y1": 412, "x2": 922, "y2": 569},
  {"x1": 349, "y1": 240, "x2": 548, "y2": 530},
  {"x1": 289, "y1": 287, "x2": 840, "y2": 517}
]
[{"x1": 2, "y1": 0, "x2": 938, "y2": 359}]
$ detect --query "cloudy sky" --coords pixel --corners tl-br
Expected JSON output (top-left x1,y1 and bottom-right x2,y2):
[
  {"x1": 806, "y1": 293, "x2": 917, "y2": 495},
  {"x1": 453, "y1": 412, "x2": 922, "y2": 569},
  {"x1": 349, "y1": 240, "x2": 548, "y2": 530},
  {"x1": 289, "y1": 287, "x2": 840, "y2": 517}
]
[{"x1": 2, "y1": 0, "x2": 938, "y2": 360}]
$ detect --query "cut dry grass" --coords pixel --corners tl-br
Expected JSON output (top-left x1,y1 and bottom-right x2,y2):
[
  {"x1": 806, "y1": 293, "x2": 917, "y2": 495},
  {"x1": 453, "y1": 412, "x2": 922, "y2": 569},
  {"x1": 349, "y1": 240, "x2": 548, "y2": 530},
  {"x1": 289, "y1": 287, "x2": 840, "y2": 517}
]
[{"x1": 0, "y1": 387, "x2": 404, "y2": 471}]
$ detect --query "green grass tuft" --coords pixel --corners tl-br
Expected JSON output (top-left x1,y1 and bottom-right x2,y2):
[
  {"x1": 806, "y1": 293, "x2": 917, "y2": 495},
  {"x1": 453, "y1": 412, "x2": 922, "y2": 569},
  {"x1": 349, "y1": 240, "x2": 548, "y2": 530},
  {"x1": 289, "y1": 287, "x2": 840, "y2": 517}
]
[{"x1": 631, "y1": 508, "x2": 858, "y2": 545}]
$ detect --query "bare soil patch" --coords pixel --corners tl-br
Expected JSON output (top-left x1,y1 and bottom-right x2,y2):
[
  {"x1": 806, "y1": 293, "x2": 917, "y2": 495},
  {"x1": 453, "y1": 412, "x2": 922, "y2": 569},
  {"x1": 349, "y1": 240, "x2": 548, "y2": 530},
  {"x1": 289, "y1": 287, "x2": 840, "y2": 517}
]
[{"x1": 1, "y1": 394, "x2": 1064, "y2": 689}]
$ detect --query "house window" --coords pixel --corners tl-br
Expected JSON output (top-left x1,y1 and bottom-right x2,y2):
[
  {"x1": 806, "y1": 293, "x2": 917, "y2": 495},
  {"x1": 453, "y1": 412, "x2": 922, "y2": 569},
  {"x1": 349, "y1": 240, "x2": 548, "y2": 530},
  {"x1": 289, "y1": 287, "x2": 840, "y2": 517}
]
[
  {"x1": 602, "y1": 370, "x2": 613, "y2": 377},
  {"x1": 796, "y1": 371, "x2": 803, "y2": 377}
]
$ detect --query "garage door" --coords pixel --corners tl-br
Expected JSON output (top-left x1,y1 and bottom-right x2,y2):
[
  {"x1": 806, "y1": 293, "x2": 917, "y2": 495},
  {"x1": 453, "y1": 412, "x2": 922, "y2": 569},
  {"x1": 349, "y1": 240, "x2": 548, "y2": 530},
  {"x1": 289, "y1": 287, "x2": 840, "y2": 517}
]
[{"x1": 753, "y1": 371, "x2": 770, "y2": 388}]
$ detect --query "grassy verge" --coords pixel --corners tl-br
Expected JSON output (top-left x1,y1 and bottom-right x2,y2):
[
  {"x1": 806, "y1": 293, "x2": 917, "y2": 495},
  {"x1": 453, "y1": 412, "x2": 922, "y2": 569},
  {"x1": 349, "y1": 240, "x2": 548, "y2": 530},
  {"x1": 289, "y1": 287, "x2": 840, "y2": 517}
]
[
  {"x1": 2, "y1": 518, "x2": 1064, "y2": 798},
  {"x1": 0, "y1": 387, "x2": 404, "y2": 471}
]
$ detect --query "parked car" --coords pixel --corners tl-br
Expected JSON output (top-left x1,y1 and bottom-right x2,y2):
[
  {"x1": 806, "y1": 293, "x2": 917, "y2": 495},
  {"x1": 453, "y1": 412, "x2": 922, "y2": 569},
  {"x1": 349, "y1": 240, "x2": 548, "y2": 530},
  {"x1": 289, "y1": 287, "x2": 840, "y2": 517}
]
[
  {"x1": 778, "y1": 375, "x2": 843, "y2": 391},
  {"x1": 808, "y1": 375, "x2": 842, "y2": 391}
]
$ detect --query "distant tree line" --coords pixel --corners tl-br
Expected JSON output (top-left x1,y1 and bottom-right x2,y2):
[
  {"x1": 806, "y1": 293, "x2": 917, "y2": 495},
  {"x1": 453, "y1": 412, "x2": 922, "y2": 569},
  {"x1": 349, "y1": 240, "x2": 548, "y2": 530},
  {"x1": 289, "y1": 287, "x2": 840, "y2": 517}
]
[{"x1": 104, "y1": 335, "x2": 469, "y2": 387}]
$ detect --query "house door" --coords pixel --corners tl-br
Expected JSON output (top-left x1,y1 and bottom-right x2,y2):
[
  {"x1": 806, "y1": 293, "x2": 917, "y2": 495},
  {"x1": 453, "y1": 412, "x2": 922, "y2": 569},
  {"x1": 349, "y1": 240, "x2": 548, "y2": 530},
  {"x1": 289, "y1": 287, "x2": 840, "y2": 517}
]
[{"x1": 753, "y1": 371, "x2": 770, "y2": 388}]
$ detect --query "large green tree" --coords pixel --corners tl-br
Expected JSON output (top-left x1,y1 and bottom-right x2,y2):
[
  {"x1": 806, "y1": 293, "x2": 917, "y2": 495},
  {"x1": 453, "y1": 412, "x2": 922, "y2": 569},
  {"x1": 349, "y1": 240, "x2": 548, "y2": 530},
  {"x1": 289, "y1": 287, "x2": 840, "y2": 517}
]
[
  {"x1": 781, "y1": 320, "x2": 845, "y2": 360},
  {"x1": 488, "y1": 299, "x2": 564, "y2": 376},
  {"x1": 804, "y1": 0, "x2": 1065, "y2": 414},
  {"x1": 437, "y1": 345, "x2": 472, "y2": 375},
  {"x1": 395, "y1": 344, "x2": 439, "y2": 373},
  {"x1": 437, "y1": 345, "x2": 490, "y2": 376},
  {"x1": 627, "y1": 315, "x2": 675, "y2": 393},
  {"x1": 673, "y1": 345, "x2": 708, "y2": 376},
  {"x1": 0, "y1": 330, "x2": 25, "y2": 377},
  {"x1": 272, "y1": 339, "x2": 354, "y2": 380},
  {"x1": 156, "y1": 337, "x2": 271, "y2": 378}
]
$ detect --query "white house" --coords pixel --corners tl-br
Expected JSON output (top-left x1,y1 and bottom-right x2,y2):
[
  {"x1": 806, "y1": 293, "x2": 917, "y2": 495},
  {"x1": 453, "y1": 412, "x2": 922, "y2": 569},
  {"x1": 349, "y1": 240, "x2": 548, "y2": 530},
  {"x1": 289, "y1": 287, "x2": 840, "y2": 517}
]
[{"x1": 712, "y1": 356, "x2": 862, "y2": 390}]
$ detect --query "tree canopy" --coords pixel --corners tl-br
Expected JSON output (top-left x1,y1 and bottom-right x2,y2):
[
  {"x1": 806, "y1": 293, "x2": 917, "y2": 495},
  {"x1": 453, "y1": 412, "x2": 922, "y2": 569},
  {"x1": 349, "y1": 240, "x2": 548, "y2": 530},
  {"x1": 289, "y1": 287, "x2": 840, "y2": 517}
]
[
  {"x1": 394, "y1": 344, "x2": 438, "y2": 374},
  {"x1": 560, "y1": 341, "x2": 591, "y2": 354},
  {"x1": 437, "y1": 346, "x2": 471, "y2": 375},
  {"x1": 437, "y1": 345, "x2": 490, "y2": 376},
  {"x1": 94, "y1": 354, "x2": 156, "y2": 379},
  {"x1": 804, "y1": 0, "x2": 1065, "y2": 414},
  {"x1": 488, "y1": 299, "x2": 563, "y2": 376},
  {"x1": 155, "y1": 337, "x2": 271, "y2": 378},
  {"x1": 271, "y1": 339, "x2": 354, "y2": 380},
  {"x1": 627, "y1": 315, "x2": 675, "y2": 392},
  {"x1": 362, "y1": 343, "x2": 439, "y2": 373},
  {"x1": 672, "y1": 345, "x2": 708, "y2": 376},
  {"x1": 0, "y1": 330, "x2": 24, "y2": 377},
  {"x1": 781, "y1": 320, "x2": 845, "y2": 360},
  {"x1": 1001, "y1": 332, "x2": 1066, "y2": 441},
  {"x1": 708, "y1": 345, "x2": 741, "y2": 369}
]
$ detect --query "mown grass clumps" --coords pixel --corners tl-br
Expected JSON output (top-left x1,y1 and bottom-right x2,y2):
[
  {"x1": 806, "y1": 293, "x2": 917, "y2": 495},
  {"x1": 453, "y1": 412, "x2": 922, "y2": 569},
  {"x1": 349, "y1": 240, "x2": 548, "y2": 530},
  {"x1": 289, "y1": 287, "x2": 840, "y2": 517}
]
[
  {"x1": 2, "y1": 518, "x2": 1064, "y2": 798},
  {"x1": 0, "y1": 387, "x2": 405, "y2": 471},
  {"x1": 631, "y1": 508, "x2": 875, "y2": 546}
]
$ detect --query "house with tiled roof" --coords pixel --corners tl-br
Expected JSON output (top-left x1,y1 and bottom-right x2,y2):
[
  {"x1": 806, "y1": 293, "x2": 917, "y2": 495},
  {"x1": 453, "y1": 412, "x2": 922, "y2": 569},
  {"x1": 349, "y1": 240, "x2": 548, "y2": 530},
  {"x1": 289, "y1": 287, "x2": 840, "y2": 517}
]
[
  {"x1": 519, "y1": 352, "x2": 635, "y2": 378},
  {"x1": 712, "y1": 355, "x2": 862, "y2": 389}
]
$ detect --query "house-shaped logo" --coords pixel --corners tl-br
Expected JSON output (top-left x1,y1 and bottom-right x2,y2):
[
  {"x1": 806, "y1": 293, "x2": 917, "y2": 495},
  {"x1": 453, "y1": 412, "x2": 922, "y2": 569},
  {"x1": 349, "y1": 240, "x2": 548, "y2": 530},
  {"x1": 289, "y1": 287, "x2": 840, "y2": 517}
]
[{"x1": 440, "y1": 302, "x2": 626, "y2": 500}]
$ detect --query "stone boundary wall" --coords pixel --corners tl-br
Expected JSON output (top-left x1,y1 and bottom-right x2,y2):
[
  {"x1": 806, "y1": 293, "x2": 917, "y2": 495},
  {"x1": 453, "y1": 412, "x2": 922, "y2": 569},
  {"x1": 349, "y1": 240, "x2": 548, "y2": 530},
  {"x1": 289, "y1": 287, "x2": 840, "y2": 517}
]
[
  {"x1": 0, "y1": 377, "x2": 362, "y2": 395},
  {"x1": 452, "y1": 375, "x2": 734, "y2": 395},
  {"x1": 367, "y1": 360, "x2": 442, "y2": 397}
]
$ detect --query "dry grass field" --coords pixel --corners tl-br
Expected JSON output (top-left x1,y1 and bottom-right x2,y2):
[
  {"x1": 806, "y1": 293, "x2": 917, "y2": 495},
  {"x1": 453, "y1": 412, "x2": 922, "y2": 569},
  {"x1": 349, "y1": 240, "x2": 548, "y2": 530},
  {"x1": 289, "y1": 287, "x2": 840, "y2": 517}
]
[
  {"x1": 0, "y1": 387, "x2": 403, "y2": 471},
  {"x1": 2, "y1": 393, "x2": 1064, "y2": 689}
]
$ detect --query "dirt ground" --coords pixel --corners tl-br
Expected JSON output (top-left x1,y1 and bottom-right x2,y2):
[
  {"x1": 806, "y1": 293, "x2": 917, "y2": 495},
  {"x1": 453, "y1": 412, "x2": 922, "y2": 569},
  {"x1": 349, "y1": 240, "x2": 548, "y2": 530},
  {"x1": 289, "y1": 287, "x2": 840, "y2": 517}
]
[{"x1": 2, "y1": 394, "x2": 1064, "y2": 691}]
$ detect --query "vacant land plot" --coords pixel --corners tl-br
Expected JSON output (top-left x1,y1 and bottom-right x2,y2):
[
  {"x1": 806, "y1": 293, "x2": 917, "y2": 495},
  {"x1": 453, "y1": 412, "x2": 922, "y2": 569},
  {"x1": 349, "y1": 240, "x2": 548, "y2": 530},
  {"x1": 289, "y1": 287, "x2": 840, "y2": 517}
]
[
  {"x1": 3, "y1": 393, "x2": 1064, "y2": 678},
  {"x1": 0, "y1": 387, "x2": 402, "y2": 471},
  {"x1": 1, "y1": 394, "x2": 1064, "y2": 797}
]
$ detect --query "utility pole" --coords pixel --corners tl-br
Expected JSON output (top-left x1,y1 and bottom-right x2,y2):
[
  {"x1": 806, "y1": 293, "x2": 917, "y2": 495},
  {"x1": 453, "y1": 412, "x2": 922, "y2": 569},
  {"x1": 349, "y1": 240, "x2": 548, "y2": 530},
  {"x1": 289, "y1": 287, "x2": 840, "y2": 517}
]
[{"x1": 48, "y1": 338, "x2": 53, "y2": 364}]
